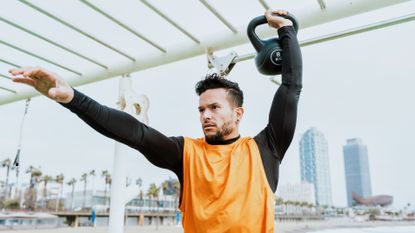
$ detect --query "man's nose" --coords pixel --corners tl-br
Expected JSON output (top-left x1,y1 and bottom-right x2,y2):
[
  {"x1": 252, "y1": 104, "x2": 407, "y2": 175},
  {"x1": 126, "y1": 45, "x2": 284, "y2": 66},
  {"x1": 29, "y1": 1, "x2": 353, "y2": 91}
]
[{"x1": 202, "y1": 110, "x2": 212, "y2": 120}]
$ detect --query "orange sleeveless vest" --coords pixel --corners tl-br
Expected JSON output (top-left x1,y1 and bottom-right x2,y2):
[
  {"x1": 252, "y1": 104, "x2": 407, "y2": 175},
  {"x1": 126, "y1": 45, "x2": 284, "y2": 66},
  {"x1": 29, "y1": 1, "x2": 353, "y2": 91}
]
[{"x1": 179, "y1": 137, "x2": 275, "y2": 233}]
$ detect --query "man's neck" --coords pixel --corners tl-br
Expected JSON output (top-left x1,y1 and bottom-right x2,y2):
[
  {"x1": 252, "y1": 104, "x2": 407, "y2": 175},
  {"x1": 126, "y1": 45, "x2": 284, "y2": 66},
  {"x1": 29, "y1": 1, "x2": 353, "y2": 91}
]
[{"x1": 206, "y1": 135, "x2": 240, "y2": 145}]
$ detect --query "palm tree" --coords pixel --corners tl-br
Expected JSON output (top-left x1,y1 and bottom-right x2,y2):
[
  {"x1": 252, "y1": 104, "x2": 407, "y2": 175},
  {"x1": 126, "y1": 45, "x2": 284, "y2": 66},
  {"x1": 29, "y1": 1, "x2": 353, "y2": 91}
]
[
  {"x1": 276, "y1": 197, "x2": 284, "y2": 206},
  {"x1": 299, "y1": 201, "x2": 307, "y2": 215},
  {"x1": 25, "y1": 166, "x2": 42, "y2": 210},
  {"x1": 55, "y1": 174, "x2": 64, "y2": 211},
  {"x1": 40, "y1": 175, "x2": 52, "y2": 209},
  {"x1": 172, "y1": 179, "x2": 180, "y2": 208},
  {"x1": 106, "y1": 174, "x2": 112, "y2": 206},
  {"x1": 80, "y1": 173, "x2": 88, "y2": 209},
  {"x1": 162, "y1": 180, "x2": 168, "y2": 195},
  {"x1": 138, "y1": 190, "x2": 144, "y2": 208},
  {"x1": 147, "y1": 183, "x2": 160, "y2": 210},
  {"x1": 147, "y1": 183, "x2": 160, "y2": 198},
  {"x1": 11, "y1": 161, "x2": 20, "y2": 198},
  {"x1": 161, "y1": 180, "x2": 169, "y2": 210},
  {"x1": 1, "y1": 158, "x2": 11, "y2": 199},
  {"x1": 147, "y1": 183, "x2": 160, "y2": 227},
  {"x1": 293, "y1": 201, "x2": 301, "y2": 215},
  {"x1": 285, "y1": 200, "x2": 292, "y2": 215},
  {"x1": 101, "y1": 170, "x2": 111, "y2": 206},
  {"x1": 89, "y1": 170, "x2": 96, "y2": 195},
  {"x1": 66, "y1": 178, "x2": 77, "y2": 210}
]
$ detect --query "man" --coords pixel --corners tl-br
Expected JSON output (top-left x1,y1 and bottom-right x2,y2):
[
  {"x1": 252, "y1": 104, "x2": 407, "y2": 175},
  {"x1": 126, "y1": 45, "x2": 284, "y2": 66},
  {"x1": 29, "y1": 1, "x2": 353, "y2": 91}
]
[{"x1": 10, "y1": 10, "x2": 302, "y2": 233}]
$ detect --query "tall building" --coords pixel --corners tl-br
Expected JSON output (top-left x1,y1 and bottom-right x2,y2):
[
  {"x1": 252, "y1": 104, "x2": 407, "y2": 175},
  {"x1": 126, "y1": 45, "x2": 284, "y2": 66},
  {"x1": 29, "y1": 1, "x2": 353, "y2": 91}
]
[
  {"x1": 343, "y1": 138, "x2": 372, "y2": 207},
  {"x1": 299, "y1": 127, "x2": 332, "y2": 206}
]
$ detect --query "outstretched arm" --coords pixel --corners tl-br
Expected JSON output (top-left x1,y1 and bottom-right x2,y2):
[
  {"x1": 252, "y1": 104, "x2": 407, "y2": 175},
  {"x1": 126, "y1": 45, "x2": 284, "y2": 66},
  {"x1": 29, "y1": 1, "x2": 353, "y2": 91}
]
[
  {"x1": 62, "y1": 89, "x2": 184, "y2": 175},
  {"x1": 9, "y1": 67, "x2": 184, "y2": 179}
]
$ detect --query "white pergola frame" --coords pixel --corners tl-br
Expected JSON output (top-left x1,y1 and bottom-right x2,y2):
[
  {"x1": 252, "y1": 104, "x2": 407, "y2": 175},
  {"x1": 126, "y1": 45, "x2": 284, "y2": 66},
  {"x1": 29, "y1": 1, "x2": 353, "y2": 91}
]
[{"x1": 1, "y1": 0, "x2": 413, "y2": 105}]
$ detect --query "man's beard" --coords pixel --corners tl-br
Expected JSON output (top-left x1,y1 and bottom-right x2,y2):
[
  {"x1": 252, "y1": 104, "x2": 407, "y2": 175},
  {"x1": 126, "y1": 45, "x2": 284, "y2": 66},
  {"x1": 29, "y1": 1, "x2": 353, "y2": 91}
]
[{"x1": 205, "y1": 120, "x2": 234, "y2": 143}]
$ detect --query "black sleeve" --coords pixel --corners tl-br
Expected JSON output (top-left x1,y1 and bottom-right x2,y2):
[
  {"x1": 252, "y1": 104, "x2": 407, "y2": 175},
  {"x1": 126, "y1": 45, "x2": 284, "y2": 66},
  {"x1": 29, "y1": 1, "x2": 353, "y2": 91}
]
[
  {"x1": 254, "y1": 26, "x2": 302, "y2": 192},
  {"x1": 60, "y1": 89, "x2": 184, "y2": 182}
]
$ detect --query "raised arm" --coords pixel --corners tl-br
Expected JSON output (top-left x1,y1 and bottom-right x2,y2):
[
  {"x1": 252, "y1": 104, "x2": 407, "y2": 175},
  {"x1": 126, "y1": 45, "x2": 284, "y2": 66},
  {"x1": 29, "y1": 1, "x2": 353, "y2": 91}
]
[
  {"x1": 267, "y1": 25, "x2": 302, "y2": 161},
  {"x1": 9, "y1": 67, "x2": 184, "y2": 180},
  {"x1": 255, "y1": 10, "x2": 302, "y2": 162}
]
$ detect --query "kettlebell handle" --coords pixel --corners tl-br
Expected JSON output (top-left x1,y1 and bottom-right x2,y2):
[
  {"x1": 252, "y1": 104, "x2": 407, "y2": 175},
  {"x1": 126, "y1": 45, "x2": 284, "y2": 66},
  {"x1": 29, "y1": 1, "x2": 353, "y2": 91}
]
[{"x1": 247, "y1": 13, "x2": 299, "y2": 52}]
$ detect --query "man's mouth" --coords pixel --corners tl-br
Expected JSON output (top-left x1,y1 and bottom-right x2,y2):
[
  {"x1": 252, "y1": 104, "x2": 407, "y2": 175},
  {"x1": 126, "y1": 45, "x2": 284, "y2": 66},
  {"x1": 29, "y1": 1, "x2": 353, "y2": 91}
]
[{"x1": 203, "y1": 123, "x2": 216, "y2": 130}]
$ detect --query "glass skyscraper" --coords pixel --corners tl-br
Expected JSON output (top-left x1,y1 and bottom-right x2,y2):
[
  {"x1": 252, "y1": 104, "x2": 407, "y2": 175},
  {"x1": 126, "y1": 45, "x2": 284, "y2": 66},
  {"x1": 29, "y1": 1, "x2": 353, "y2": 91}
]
[
  {"x1": 299, "y1": 127, "x2": 332, "y2": 206},
  {"x1": 343, "y1": 138, "x2": 372, "y2": 207}
]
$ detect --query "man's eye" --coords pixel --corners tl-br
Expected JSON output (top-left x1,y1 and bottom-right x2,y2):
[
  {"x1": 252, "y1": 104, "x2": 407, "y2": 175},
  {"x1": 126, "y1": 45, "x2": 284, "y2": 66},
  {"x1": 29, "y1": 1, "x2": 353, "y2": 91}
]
[{"x1": 199, "y1": 109, "x2": 204, "y2": 113}]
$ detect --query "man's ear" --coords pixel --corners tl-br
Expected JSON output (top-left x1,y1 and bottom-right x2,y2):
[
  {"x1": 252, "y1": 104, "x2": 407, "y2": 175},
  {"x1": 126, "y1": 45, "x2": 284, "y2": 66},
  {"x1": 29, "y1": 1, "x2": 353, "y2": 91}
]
[{"x1": 235, "y1": 107, "x2": 244, "y2": 123}]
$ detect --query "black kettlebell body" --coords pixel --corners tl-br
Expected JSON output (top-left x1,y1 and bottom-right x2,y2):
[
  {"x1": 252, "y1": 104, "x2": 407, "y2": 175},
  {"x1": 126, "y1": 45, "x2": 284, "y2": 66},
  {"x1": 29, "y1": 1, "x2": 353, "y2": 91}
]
[{"x1": 247, "y1": 14, "x2": 298, "y2": 75}]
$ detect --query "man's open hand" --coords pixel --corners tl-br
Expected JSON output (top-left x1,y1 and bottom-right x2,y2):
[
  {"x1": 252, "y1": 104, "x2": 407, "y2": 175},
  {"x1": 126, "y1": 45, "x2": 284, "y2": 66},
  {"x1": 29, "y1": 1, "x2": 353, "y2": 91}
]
[{"x1": 9, "y1": 67, "x2": 74, "y2": 103}]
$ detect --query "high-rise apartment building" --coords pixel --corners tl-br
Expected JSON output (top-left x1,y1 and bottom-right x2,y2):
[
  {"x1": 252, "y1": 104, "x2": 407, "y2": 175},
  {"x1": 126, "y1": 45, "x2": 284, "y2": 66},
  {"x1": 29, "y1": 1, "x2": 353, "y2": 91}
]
[
  {"x1": 299, "y1": 127, "x2": 332, "y2": 206},
  {"x1": 343, "y1": 138, "x2": 372, "y2": 207}
]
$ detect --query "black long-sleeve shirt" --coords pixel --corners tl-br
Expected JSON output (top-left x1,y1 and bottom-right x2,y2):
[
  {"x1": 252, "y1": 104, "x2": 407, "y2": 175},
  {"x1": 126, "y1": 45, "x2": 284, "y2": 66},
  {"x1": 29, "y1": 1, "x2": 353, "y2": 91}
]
[{"x1": 61, "y1": 26, "x2": 302, "y2": 193}]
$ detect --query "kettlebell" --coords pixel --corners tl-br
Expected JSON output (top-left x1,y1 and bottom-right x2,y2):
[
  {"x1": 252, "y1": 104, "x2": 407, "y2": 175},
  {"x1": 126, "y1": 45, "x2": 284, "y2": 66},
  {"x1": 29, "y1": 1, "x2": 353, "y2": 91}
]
[{"x1": 247, "y1": 13, "x2": 299, "y2": 75}]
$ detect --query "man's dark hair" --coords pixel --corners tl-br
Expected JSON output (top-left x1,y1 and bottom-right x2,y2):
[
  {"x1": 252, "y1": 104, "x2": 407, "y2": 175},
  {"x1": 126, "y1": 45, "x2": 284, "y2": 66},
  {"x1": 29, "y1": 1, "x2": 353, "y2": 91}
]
[{"x1": 195, "y1": 73, "x2": 243, "y2": 107}]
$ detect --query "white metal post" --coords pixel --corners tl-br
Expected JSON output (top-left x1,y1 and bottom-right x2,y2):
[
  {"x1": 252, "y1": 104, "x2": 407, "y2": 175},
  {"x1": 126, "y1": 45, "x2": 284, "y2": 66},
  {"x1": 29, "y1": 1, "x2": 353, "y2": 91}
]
[
  {"x1": 109, "y1": 75, "x2": 149, "y2": 233},
  {"x1": 108, "y1": 143, "x2": 126, "y2": 233}
]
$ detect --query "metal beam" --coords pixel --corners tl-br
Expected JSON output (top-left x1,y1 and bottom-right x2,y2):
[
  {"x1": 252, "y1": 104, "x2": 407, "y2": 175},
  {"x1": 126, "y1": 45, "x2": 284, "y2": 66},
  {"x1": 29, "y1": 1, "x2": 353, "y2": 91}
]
[
  {"x1": 0, "y1": 58, "x2": 21, "y2": 68},
  {"x1": 0, "y1": 39, "x2": 82, "y2": 76},
  {"x1": 294, "y1": 0, "x2": 410, "y2": 28},
  {"x1": 1, "y1": 73, "x2": 12, "y2": 80},
  {"x1": 1, "y1": 0, "x2": 410, "y2": 105},
  {"x1": 259, "y1": 0, "x2": 270, "y2": 10},
  {"x1": 199, "y1": 0, "x2": 238, "y2": 33},
  {"x1": 140, "y1": 0, "x2": 200, "y2": 44},
  {"x1": 0, "y1": 86, "x2": 16, "y2": 94},
  {"x1": 80, "y1": 0, "x2": 166, "y2": 53},
  {"x1": 19, "y1": 0, "x2": 136, "y2": 61},
  {"x1": 0, "y1": 16, "x2": 108, "y2": 69},
  {"x1": 317, "y1": 0, "x2": 327, "y2": 10},
  {"x1": 301, "y1": 12, "x2": 415, "y2": 47}
]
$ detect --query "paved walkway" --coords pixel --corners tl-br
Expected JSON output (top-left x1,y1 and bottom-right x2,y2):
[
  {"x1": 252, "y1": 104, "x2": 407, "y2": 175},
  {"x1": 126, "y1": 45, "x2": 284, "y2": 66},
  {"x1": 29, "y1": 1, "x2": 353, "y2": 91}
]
[
  {"x1": 1, "y1": 220, "x2": 415, "y2": 233},
  {"x1": 0, "y1": 226, "x2": 184, "y2": 233}
]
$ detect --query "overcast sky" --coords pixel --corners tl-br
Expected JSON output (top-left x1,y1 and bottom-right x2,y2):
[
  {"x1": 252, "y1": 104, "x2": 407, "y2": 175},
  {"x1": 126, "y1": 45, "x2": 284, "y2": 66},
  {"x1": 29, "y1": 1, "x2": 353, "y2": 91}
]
[{"x1": 1, "y1": 1, "x2": 415, "y2": 209}]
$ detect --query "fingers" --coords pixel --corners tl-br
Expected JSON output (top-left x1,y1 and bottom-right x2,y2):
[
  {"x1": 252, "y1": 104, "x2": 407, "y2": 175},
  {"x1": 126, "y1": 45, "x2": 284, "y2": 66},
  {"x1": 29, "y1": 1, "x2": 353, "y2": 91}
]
[
  {"x1": 9, "y1": 66, "x2": 53, "y2": 82},
  {"x1": 265, "y1": 10, "x2": 273, "y2": 22},
  {"x1": 265, "y1": 9, "x2": 288, "y2": 17},
  {"x1": 9, "y1": 66, "x2": 38, "y2": 76},
  {"x1": 11, "y1": 76, "x2": 36, "y2": 87},
  {"x1": 265, "y1": 9, "x2": 290, "y2": 28},
  {"x1": 272, "y1": 9, "x2": 288, "y2": 15}
]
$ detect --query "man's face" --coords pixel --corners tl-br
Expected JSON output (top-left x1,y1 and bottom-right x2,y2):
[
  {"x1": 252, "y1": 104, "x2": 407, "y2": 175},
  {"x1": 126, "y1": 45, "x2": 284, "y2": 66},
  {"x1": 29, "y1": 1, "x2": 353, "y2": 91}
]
[{"x1": 198, "y1": 88, "x2": 243, "y2": 141}]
